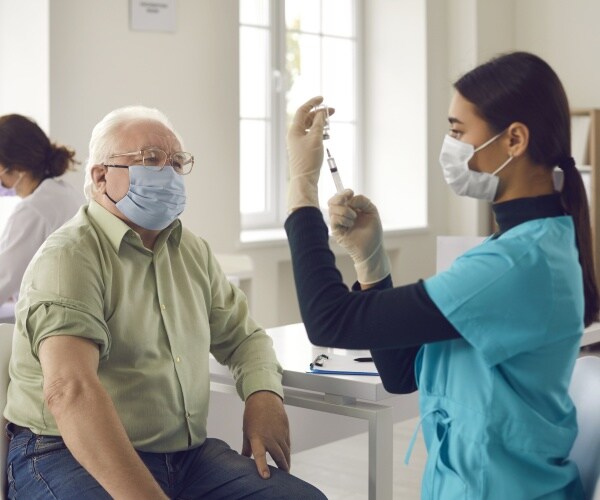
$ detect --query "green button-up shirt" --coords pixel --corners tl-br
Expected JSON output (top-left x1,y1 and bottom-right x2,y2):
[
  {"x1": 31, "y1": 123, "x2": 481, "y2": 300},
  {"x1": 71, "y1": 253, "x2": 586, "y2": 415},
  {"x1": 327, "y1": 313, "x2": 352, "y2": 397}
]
[{"x1": 4, "y1": 201, "x2": 283, "y2": 452}]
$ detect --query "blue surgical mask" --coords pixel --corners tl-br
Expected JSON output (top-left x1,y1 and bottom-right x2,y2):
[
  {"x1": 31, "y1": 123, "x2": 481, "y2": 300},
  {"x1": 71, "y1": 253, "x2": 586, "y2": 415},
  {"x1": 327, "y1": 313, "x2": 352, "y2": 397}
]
[{"x1": 109, "y1": 165, "x2": 186, "y2": 230}]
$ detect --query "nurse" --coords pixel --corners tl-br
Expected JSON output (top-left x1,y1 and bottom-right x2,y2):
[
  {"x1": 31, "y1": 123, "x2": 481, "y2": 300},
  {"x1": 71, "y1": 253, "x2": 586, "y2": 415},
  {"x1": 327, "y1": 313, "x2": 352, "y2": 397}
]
[
  {"x1": 284, "y1": 51, "x2": 598, "y2": 499},
  {"x1": 0, "y1": 114, "x2": 83, "y2": 306}
]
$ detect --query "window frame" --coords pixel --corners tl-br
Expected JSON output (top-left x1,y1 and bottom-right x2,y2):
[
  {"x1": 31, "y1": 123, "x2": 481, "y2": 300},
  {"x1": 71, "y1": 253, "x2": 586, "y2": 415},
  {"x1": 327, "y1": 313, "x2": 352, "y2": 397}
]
[{"x1": 239, "y1": 0, "x2": 362, "y2": 231}]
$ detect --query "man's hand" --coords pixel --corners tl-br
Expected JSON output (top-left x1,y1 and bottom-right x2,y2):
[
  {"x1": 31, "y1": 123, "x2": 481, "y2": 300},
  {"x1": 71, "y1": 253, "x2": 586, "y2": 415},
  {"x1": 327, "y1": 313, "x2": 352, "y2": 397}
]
[{"x1": 242, "y1": 390, "x2": 291, "y2": 479}]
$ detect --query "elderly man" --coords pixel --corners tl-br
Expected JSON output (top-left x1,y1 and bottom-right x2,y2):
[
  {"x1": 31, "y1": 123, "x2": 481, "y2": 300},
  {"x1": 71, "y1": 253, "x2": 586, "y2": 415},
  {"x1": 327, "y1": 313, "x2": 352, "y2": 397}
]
[{"x1": 4, "y1": 106, "x2": 325, "y2": 499}]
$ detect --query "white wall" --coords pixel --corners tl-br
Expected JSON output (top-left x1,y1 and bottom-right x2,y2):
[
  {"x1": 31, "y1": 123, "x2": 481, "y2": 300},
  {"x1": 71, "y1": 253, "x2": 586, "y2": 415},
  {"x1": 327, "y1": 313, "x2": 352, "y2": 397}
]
[
  {"x1": 364, "y1": 0, "x2": 427, "y2": 231},
  {"x1": 515, "y1": 0, "x2": 600, "y2": 109},
  {"x1": 0, "y1": 0, "x2": 49, "y2": 130}
]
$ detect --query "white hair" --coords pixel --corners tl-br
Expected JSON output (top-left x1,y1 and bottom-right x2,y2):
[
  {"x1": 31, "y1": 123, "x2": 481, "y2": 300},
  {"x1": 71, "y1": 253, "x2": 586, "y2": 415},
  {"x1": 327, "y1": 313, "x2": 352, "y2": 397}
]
[{"x1": 83, "y1": 105, "x2": 184, "y2": 199}]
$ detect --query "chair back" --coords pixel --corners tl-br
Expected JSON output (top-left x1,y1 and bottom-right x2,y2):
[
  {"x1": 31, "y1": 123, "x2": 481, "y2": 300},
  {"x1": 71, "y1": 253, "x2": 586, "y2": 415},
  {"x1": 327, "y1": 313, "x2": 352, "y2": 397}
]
[
  {"x1": 0, "y1": 323, "x2": 14, "y2": 499},
  {"x1": 569, "y1": 355, "x2": 600, "y2": 499}
]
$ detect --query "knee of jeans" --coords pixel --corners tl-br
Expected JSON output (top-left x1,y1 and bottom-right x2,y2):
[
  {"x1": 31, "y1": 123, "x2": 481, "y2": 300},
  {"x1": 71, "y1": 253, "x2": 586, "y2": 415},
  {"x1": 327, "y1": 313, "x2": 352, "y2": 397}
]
[{"x1": 266, "y1": 466, "x2": 328, "y2": 499}]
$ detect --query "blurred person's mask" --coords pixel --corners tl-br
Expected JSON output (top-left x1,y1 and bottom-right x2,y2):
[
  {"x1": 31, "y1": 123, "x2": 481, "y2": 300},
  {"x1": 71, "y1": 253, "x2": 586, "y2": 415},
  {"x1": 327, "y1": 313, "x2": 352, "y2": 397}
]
[{"x1": 0, "y1": 169, "x2": 17, "y2": 196}]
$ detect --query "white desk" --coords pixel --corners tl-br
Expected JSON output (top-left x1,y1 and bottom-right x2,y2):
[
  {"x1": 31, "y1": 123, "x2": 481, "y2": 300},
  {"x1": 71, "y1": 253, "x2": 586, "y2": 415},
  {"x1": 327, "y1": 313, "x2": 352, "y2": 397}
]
[{"x1": 209, "y1": 323, "x2": 409, "y2": 500}]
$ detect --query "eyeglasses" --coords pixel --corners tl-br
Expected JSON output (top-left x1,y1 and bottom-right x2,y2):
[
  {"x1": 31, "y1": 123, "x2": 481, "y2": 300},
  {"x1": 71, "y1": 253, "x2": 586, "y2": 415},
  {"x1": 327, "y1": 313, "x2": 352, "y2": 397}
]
[{"x1": 104, "y1": 148, "x2": 194, "y2": 175}]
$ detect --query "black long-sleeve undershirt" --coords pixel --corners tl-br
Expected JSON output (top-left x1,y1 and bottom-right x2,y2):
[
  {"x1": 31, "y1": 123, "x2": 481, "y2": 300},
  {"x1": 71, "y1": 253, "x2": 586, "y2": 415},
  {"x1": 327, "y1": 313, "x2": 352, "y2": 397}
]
[
  {"x1": 284, "y1": 193, "x2": 565, "y2": 394},
  {"x1": 285, "y1": 207, "x2": 459, "y2": 393}
]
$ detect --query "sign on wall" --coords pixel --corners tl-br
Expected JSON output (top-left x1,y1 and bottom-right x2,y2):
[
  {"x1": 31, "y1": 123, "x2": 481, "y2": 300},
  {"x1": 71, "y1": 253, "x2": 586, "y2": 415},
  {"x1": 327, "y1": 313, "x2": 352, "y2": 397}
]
[{"x1": 130, "y1": 0, "x2": 176, "y2": 32}]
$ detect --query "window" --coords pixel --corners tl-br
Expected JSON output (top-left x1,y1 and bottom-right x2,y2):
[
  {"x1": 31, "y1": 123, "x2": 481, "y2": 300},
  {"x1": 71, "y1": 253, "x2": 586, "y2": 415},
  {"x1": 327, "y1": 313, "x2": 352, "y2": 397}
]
[{"x1": 239, "y1": 0, "x2": 359, "y2": 231}]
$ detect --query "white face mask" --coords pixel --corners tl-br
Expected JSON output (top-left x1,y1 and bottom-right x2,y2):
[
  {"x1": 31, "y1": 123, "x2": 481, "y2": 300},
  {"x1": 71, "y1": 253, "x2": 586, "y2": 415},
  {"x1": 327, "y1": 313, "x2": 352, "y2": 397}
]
[{"x1": 439, "y1": 132, "x2": 513, "y2": 201}]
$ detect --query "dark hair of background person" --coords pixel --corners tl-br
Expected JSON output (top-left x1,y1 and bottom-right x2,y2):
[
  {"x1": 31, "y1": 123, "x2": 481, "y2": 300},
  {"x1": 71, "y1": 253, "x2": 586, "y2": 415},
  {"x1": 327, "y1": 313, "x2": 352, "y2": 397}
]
[
  {"x1": 0, "y1": 114, "x2": 77, "y2": 180},
  {"x1": 454, "y1": 50, "x2": 599, "y2": 327}
]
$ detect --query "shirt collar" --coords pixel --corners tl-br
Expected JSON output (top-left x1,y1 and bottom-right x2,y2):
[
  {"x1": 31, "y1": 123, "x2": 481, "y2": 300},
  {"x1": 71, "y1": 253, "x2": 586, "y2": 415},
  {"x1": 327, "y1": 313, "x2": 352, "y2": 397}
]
[
  {"x1": 87, "y1": 200, "x2": 183, "y2": 253},
  {"x1": 492, "y1": 192, "x2": 565, "y2": 236}
]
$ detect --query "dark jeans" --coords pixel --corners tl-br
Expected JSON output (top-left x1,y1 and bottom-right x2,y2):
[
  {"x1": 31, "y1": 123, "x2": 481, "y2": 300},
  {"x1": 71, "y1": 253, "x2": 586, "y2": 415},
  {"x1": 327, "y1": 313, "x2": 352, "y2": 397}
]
[{"x1": 6, "y1": 425, "x2": 327, "y2": 499}]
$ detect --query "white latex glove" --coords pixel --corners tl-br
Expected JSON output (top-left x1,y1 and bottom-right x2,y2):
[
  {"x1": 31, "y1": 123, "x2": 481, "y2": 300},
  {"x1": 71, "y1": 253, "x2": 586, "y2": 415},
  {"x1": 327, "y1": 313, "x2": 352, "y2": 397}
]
[
  {"x1": 286, "y1": 96, "x2": 328, "y2": 212},
  {"x1": 328, "y1": 189, "x2": 391, "y2": 285}
]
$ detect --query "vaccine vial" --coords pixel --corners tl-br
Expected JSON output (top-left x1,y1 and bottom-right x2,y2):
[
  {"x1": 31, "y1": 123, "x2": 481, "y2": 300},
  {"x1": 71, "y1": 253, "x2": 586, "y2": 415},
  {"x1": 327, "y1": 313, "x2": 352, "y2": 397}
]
[{"x1": 313, "y1": 104, "x2": 330, "y2": 140}]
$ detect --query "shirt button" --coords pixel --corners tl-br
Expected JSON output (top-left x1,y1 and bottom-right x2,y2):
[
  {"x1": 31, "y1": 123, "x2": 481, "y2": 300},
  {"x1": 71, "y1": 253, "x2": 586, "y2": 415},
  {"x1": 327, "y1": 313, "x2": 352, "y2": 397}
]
[
  {"x1": 186, "y1": 412, "x2": 191, "y2": 419},
  {"x1": 160, "y1": 304, "x2": 166, "y2": 311},
  {"x1": 176, "y1": 356, "x2": 181, "y2": 363}
]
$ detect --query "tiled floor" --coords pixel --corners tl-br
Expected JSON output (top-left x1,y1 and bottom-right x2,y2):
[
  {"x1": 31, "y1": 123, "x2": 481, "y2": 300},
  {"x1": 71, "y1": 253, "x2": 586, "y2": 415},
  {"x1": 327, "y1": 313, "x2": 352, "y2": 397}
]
[{"x1": 290, "y1": 345, "x2": 600, "y2": 499}]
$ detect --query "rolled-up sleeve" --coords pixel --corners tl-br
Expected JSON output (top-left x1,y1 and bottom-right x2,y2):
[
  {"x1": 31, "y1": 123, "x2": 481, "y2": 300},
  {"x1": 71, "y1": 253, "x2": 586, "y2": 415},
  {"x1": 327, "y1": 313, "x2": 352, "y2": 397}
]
[{"x1": 16, "y1": 240, "x2": 110, "y2": 360}]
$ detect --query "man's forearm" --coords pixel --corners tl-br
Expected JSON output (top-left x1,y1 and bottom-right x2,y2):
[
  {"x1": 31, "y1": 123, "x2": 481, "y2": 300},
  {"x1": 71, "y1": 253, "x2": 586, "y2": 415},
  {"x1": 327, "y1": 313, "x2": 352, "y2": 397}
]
[{"x1": 49, "y1": 378, "x2": 167, "y2": 499}]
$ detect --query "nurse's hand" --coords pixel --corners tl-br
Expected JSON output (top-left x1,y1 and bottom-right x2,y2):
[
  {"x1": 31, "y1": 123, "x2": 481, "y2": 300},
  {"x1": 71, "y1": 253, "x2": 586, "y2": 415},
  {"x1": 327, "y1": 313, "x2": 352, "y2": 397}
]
[
  {"x1": 329, "y1": 189, "x2": 391, "y2": 285},
  {"x1": 286, "y1": 96, "x2": 328, "y2": 212}
]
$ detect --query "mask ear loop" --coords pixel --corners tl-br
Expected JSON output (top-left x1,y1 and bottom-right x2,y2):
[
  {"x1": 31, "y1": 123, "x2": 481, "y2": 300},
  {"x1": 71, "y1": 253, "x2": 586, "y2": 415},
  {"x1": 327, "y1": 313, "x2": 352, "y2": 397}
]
[
  {"x1": 474, "y1": 130, "x2": 513, "y2": 176},
  {"x1": 474, "y1": 131, "x2": 504, "y2": 153},
  {"x1": 492, "y1": 155, "x2": 514, "y2": 176},
  {"x1": 105, "y1": 192, "x2": 119, "y2": 204},
  {"x1": 102, "y1": 164, "x2": 125, "y2": 205}
]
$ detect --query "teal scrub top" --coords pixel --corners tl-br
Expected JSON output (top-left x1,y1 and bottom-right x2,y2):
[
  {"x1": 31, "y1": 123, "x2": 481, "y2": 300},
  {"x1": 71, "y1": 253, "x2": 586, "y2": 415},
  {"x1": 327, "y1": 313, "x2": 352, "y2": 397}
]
[{"x1": 421, "y1": 216, "x2": 585, "y2": 499}]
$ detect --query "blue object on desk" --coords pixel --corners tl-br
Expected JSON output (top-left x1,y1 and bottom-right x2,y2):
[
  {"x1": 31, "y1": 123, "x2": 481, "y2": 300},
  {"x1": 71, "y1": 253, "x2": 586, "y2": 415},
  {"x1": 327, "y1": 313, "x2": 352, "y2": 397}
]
[{"x1": 309, "y1": 368, "x2": 379, "y2": 376}]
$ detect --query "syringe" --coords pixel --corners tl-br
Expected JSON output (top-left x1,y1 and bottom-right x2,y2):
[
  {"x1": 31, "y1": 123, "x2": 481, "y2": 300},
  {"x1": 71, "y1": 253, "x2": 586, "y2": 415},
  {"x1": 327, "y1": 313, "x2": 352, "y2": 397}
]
[{"x1": 326, "y1": 148, "x2": 345, "y2": 194}]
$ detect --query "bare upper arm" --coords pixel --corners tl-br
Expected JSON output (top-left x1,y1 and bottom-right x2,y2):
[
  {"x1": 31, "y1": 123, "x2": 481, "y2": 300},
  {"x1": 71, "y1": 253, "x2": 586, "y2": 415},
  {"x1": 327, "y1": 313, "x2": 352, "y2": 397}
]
[{"x1": 39, "y1": 335, "x2": 101, "y2": 383}]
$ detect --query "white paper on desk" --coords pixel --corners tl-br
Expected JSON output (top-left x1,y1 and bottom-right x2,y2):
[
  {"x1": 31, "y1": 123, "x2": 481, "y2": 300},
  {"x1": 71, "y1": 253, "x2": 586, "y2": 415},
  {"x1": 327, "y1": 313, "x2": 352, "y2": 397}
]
[{"x1": 309, "y1": 353, "x2": 378, "y2": 375}]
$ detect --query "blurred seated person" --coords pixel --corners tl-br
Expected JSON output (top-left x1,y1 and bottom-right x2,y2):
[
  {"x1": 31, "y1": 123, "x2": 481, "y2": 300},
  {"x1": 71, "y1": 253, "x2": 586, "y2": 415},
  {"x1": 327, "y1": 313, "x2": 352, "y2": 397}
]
[{"x1": 0, "y1": 114, "x2": 82, "y2": 306}]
